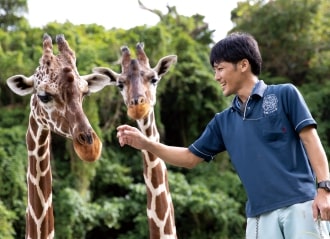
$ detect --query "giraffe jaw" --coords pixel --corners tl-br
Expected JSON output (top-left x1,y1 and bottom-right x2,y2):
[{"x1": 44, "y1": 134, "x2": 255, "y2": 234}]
[{"x1": 73, "y1": 131, "x2": 102, "y2": 162}]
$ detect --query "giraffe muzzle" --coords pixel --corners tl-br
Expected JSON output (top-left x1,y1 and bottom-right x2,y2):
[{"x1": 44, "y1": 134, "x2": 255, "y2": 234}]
[
  {"x1": 73, "y1": 131, "x2": 102, "y2": 162},
  {"x1": 127, "y1": 103, "x2": 150, "y2": 120},
  {"x1": 78, "y1": 132, "x2": 93, "y2": 145}
]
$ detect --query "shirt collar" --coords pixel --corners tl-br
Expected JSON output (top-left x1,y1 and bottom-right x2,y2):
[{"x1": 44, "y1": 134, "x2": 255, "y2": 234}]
[
  {"x1": 252, "y1": 80, "x2": 267, "y2": 97},
  {"x1": 231, "y1": 80, "x2": 267, "y2": 110}
]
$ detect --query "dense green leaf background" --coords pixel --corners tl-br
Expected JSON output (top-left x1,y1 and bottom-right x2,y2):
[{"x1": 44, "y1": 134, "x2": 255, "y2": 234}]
[{"x1": 1, "y1": 0, "x2": 330, "y2": 238}]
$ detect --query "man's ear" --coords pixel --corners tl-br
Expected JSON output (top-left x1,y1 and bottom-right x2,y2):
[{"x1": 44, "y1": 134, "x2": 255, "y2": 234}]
[{"x1": 239, "y1": 59, "x2": 250, "y2": 72}]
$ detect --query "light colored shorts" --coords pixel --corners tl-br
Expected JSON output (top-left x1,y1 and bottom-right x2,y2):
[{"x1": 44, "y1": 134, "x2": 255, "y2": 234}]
[{"x1": 246, "y1": 200, "x2": 330, "y2": 239}]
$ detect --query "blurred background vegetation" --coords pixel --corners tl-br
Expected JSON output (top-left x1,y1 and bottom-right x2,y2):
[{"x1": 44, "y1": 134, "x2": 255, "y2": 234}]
[{"x1": 1, "y1": 0, "x2": 330, "y2": 238}]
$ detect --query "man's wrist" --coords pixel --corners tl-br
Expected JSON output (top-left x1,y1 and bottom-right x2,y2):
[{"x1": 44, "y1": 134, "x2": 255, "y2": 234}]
[{"x1": 317, "y1": 180, "x2": 330, "y2": 192}]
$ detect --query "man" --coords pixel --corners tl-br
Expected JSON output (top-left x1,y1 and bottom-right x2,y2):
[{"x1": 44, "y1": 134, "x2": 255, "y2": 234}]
[{"x1": 117, "y1": 32, "x2": 330, "y2": 238}]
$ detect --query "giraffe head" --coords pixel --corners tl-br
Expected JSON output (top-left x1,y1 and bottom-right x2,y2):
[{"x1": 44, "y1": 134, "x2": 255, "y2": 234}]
[
  {"x1": 7, "y1": 33, "x2": 109, "y2": 162},
  {"x1": 93, "y1": 43, "x2": 177, "y2": 120}
]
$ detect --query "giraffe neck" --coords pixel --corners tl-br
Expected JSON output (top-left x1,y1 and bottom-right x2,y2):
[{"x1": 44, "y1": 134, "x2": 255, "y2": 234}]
[
  {"x1": 25, "y1": 114, "x2": 54, "y2": 239},
  {"x1": 136, "y1": 109, "x2": 177, "y2": 239}
]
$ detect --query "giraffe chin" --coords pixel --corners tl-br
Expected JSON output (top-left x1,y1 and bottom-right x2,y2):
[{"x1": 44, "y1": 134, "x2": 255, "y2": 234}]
[
  {"x1": 73, "y1": 132, "x2": 102, "y2": 162},
  {"x1": 127, "y1": 104, "x2": 150, "y2": 120}
]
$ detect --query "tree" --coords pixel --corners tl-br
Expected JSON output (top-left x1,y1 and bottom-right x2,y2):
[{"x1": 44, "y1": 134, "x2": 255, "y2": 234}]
[
  {"x1": 0, "y1": 0, "x2": 28, "y2": 31},
  {"x1": 230, "y1": 0, "x2": 330, "y2": 86}
]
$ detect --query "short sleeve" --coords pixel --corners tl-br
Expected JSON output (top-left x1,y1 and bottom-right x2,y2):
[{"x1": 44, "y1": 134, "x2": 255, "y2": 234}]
[
  {"x1": 282, "y1": 84, "x2": 316, "y2": 133},
  {"x1": 188, "y1": 115, "x2": 225, "y2": 162}
]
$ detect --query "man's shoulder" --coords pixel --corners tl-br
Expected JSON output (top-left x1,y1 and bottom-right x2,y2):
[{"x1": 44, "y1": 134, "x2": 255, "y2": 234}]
[
  {"x1": 266, "y1": 83, "x2": 299, "y2": 97},
  {"x1": 267, "y1": 82, "x2": 295, "y2": 90}
]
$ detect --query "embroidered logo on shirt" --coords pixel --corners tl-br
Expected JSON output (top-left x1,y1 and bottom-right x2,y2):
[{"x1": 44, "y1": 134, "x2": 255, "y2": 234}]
[{"x1": 262, "y1": 94, "x2": 278, "y2": 114}]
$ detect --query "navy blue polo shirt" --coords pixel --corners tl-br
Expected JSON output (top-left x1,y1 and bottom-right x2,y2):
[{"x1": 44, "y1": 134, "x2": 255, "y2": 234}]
[{"x1": 188, "y1": 80, "x2": 317, "y2": 217}]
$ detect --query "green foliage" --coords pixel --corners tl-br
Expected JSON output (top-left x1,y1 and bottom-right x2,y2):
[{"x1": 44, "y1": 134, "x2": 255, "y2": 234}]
[
  {"x1": 54, "y1": 187, "x2": 123, "y2": 239},
  {"x1": 0, "y1": 0, "x2": 28, "y2": 31},
  {"x1": 159, "y1": 31, "x2": 226, "y2": 146},
  {"x1": 0, "y1": 126, "x2": 27, "y2": 201},
  {"x1": 90, "y1": 155, "x2": 134, "y2": 201},
  {"x1": 231, "y1": 0, "x2": 329, "y2": 85},
  {"x1": 0, "y1": 200, "x2": 16, "y2": 239},
  {"x1": 0, "y1": 124, "x2": 27, "y2": 238},
  {"x1": 170, "y1": 172, "x2": 245, "y2": 239},
  {"x1": 300, "y1": 82, "x2": 330, "y2": 154}
]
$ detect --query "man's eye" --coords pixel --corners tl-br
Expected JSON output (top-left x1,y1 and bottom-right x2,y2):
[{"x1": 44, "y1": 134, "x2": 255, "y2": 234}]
[{"x1": 37, "y1": 93, "x2": 53, "y2": 103}]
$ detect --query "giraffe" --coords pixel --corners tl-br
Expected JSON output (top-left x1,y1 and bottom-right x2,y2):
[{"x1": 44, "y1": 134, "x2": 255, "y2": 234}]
[
  {"x1": 6, "y1": 33, "x2": 109, "y2": 239},
  {"x1": 93, "y1": 43, "x2": 178, "y2": 239}
]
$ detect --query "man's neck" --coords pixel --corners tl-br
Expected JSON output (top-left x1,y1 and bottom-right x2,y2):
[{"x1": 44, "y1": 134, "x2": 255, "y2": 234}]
[{"x1": 237, "y1": 76, "x2": 259, "y2": 103}]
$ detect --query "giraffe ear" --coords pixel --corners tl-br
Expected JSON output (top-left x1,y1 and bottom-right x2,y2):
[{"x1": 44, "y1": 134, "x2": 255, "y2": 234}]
[
  {"x1": 93, "y1": 67, "x2": 120, "y2": 85},
  {"x1": 81, "y1": 73, "x2": 114, "y2": 93},
  {"x1": 153, "y1": 55, "x2": 177, "y2": 78},
  {"x1": 6, "y1": 75, "x2": 34, "y2": 96}
]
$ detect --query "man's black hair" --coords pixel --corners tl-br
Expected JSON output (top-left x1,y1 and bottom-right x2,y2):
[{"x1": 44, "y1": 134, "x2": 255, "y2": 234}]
[{"x1": 210, "y1": 32, "x2": 262, "y2": 76}]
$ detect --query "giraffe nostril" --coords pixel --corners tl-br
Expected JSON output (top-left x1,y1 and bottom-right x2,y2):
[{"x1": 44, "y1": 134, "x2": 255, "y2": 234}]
[
  {"x1": 78, "y1": 133, "x2": 93, "y2": 145},
  {"x1": 130, "y1": 97, "x2": 145, "y2": 105},
  {"x1": 130, "y1": 99, "x2": 137, "y2": 106}
]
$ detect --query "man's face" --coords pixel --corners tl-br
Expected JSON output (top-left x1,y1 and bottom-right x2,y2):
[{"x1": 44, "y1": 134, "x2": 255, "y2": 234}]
[{"x1": 213, "y1": 61, "x2": 243, "y2": 97}]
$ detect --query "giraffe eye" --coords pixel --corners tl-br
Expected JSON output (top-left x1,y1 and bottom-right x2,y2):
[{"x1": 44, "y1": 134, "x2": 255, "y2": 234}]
[
  {"x1": 117, "y1": 81, "x2": 124, "y2": 91},
  {"x1": 37, "y1": 93, "x2": 53, "y2": 103},
  {"x1": 150, "y1": 78, "x2": 159, "y2": 85}
]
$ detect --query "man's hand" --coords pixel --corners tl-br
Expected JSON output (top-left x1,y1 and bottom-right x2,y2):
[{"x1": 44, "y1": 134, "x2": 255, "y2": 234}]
[
  {"x1": 117, "y1": 124, "x2": 149, "y2": 150},
  {"x1": 313, "y1": 189, "x2": 330, "y2": 221}
]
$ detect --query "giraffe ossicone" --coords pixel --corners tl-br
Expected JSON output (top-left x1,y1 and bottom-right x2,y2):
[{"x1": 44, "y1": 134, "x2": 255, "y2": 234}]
[
  {"x1": 93, "y1": 42, "x2": 178, "y2": 239},
  {"x1": 6, "y1": 33, "x2": 109, "y2": 239}
]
